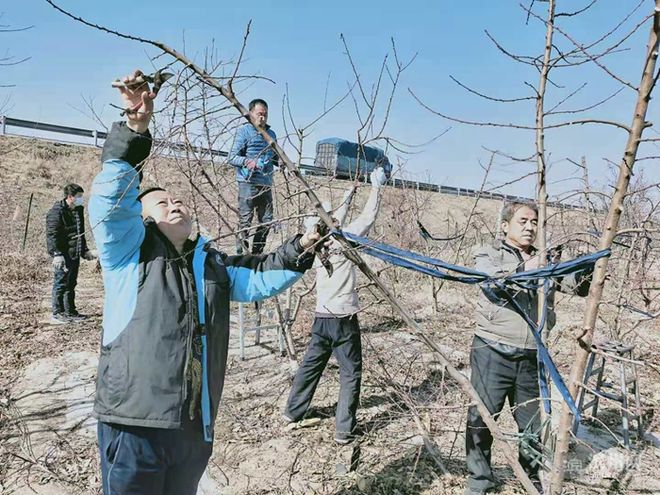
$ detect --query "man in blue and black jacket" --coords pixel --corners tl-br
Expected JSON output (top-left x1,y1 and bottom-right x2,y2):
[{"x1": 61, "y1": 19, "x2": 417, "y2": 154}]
[
  {"x1": 89, "y1": 70, "x2": 319, "y2": 495},
  {"x1": 228, "y1": 98, "x2": 278, "y2": 254}
]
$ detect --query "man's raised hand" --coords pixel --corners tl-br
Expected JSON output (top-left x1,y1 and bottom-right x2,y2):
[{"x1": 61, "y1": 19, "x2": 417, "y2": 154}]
[
  {"x1": 113, "y1": 69, "x2": 156, "y2": 134},
  {"x1": 370, "y1": 167, "x2": 387, "y2": 189}
]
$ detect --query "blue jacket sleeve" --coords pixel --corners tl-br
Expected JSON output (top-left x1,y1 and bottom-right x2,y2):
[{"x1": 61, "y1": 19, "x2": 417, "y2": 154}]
[
  {"x1": 225, "y1": 235, "x2": 314, "y2": 302},
  {"x1": 89, "y1": 122, "x2": 152, "y2": 270},
  {"x1": 228, "y1": 125, "x2": 248, "y2": 168}
]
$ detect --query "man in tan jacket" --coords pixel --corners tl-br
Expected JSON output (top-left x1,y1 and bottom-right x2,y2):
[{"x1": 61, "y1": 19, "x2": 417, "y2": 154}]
[{"x1": 465, "y1": 202, "x2": 590, "y2": 495}]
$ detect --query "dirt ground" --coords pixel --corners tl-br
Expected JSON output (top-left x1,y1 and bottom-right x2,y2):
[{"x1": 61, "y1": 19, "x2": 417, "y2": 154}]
[{"x1": 1, "y1": 135, "x2": 659, "y2": 494}]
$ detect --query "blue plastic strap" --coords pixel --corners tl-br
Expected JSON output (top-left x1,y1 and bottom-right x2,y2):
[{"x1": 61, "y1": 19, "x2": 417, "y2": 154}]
[
  {"x1": 341, "y1": 231, "x2": 490, "y2": 278},
  {"x1": 507, "y1": 250, "x2": 610, "y2": 282},
  {"x1": 358, "y1": 245, "x2": 487, "y2": 284},
  {"x1": 537, "y1": 280, "x2": 552, "y2": 415},
  {"x1": 492, "y1": 280, "x2": 580, "y2": 419},
  {"x1": 340, "y1": 230, "x2": 610, "y2": 285},
  {"x1": 334, "y1": 231, "x2": 610, "y2": 419}
]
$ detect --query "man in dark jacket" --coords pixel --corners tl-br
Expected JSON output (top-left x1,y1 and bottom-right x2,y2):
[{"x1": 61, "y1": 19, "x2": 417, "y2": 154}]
[
  {"x1": 46, "y1": 183, "x2": 96, "y2": 323},
  {"x1": 89, "y1": 70, "x2": 320, "y2": 495},
  {"x1": 228, "y1": 98, "x2": 278, "y2": 254}
]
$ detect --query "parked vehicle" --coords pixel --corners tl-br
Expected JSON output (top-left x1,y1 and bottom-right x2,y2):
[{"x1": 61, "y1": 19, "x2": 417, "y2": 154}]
[{"x1": 314, "y1": 138, "x2": 393, "y2": 179}]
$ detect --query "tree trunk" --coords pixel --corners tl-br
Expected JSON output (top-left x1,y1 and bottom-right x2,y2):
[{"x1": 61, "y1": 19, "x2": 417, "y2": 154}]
[
  {"x1": 536, "y1": 1, "x2": 555, "y2": 346},
  {"x1": 549, "y1": 4, "x2": 659, "y2": 493}
]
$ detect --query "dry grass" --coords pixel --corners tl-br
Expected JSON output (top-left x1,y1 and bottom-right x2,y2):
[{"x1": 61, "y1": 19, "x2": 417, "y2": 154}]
[{"x1": 1, "y1": 134, "x2": 659, "y2": 494}]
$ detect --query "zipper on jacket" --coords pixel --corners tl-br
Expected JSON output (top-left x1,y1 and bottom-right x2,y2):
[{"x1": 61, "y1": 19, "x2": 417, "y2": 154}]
[
  {"x1": 200, "y1": 328, "x2": 213, "y2": 442},
  {"x1": 181, "y1": 256, "x2": 198, "y2": 423},
  {"x1": 190, "y1": 242, "x2": 213, "y2": 442},
  {"x1": 154, "y1": 227, "x2": 196, "y2": 425},
  {"x1": 151, "y1": 226, "x2": 202, "y2": 428},
  {"x1": 501, "y1": 241, "x2": 537, "y2": 348}
]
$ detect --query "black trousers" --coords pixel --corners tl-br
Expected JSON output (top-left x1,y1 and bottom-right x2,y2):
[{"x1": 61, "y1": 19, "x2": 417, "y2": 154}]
[
  {"x1": 236, "y1": 182, "x2": 273, "y2": 255},
  {"x1": 285, "y1": 315, "x2": 362, "y2": 436},
  {"x1": 51, "y1": 255, "x2": 80, "y2": 316},
  {"x1": 465, "y1": 336, "x2": 542, "y2": 491}
]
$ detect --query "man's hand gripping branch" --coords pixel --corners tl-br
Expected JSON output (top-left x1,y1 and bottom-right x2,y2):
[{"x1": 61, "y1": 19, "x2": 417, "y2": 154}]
[{"x1": 112, "y1": 69, "x2": 157, "y2": 133}]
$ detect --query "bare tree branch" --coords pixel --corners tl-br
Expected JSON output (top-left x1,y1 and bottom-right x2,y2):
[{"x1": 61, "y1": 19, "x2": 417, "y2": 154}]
[
  {"x1": 449, "y1": 75, "x2": 536, "y2": 103},
  {"x1": 409, "y1": 89, "x2": 633, "y2": 132}
]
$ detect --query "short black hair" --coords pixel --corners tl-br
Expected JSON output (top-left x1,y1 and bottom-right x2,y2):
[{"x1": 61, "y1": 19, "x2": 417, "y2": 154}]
[
  {"x1": 63, "y1": 183, "x2": 84, "y2": 198},
  {"x1": 137, "y1": 187, "x2": 166, "y2": 202},
  {"x1": 501, "y1": 201, "x2": 538, "y2": 223},
  {"x1": 249, "y1": 99, "x2": 268, "y2": 111}
]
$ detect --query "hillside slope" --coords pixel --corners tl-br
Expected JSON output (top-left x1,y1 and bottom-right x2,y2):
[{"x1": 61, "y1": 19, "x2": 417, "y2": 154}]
[{"x1": 1, "y1": 135, "x2": 658, "y2": 495}]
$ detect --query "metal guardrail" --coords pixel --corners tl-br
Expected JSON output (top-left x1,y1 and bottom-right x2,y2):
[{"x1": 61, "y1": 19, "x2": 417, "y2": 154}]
[
  {"x1": 3, "y1": 116, "x2": 107, "y2": 141},
  {"x1": 1, "y1": 115, "x2": 571, "y2": 208},
  {"x1": 299, "y1": 163, "x2": 552, "y2": 206},
  {"x1": 0, "y1": 115, "x2": 227, "y2": 158}
]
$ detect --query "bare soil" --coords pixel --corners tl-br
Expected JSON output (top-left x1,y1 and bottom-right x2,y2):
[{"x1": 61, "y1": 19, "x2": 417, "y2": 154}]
[{"x1": 1, "y1": 135, "x2": 658, "y2": 494}]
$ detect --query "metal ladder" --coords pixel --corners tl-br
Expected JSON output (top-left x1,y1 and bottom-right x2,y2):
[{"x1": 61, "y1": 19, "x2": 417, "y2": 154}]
[
  {"x1": 572, "y1": 341, "x2": 643, "y2": 447},
  {"x1": 235, "y1": 301, "x2": 284, "y2": 360}
]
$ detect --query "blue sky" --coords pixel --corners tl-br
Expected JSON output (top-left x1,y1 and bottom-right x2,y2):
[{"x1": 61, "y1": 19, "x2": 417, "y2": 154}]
[{"x1": 2, "y1": 1, "x2": 658, "y2": 197}]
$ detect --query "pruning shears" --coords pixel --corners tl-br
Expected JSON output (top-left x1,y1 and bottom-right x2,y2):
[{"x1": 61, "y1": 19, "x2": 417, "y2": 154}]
[
  {"x1": 110, "y1": 69, "x2": 174, "y2": 116},
  {"x1": 314, "y1": 220, "x2": 334, "y2": 277},
  {"x1": 244, "y1": 161, "x2": 261, "y2": 182}
]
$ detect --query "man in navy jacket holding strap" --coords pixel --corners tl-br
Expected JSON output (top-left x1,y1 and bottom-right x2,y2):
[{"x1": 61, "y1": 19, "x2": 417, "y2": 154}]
[{"x1": 89, "y1": 70, "x2": 320, "y2": 495}]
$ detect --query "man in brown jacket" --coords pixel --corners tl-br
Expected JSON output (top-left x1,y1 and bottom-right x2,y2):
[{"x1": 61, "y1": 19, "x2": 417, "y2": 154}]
[{"x1": 465, "y1": 202, "x2": 590, "y2": 494}]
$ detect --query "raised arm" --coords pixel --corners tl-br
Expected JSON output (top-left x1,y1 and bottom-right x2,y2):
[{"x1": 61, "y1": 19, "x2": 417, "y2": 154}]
[
  {"x1": 88, "y1": 71, "x2": 155, "y2": 270},
  {"x1": 225, "y1": 234, "x2": 316, "y2": 302},
  {"x1": 333, "y1": 186, "x2": 357, "y2": 228},
  {"x1": 556, "y1": 265, "x2": 593, "y2": 297},
  {"x1": 343, "y1": 167, "x2": 387, "y2": 236}
]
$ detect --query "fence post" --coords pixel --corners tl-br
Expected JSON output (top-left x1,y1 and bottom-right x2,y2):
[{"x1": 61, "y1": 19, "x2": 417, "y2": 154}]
[
  {"x1": 93, "y1": 129, "x2": 98, "y2": 147},
  {"x1": 22, "y1": 192, "x2": 34, "y2": 251},
  {"x1": 1, "y1": 115, "x2": 6, "y2": 135}
]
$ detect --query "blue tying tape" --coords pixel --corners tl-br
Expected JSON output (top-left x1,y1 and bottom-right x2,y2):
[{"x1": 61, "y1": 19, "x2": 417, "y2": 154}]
[
  {"x1": 341, "y1": 231, "x2": 490, "y2": 278},
  {"x1": 491, "y1": 279, "x2": 579, "y2": 418},
  {"x1": 337, "y1": 229, "x2": 611, "y2": 419}
]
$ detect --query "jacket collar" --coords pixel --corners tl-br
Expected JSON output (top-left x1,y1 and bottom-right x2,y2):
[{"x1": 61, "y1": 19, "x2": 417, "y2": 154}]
[
  {"x1": 497, "y1": 239, "x2": 537, "y2": 255},
  {"x1": 501, "y1": 240, "x2": 545, "y2": 280},
  {"x1": 244, "y1": 122, "x2": 271, "y2": 131},
  {"x1": 143, "y1": 219, "x2": 205, "y2": 259},
  {"x1": 60, "y1": 199, "x2": 83, "y2": 212},
  {"x1": 183, "y1": 235, "x2": 203, "y2": 254},
  {"x1": 496, "y1": 240, "x2": 537, "y2": 268}
]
